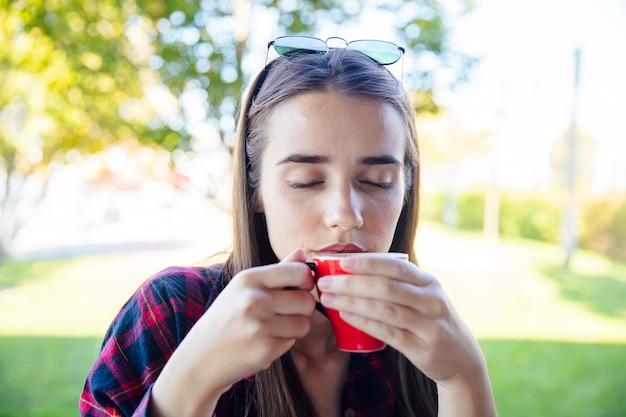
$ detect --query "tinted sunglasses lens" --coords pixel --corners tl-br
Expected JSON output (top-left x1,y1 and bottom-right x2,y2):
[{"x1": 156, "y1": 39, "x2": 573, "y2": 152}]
[
  {"x1": 347, "y1": 40, "x2": 403, "y2": 64},
  {"x1": 273, "y1": 36, "x2": 329, "y2": 56}
]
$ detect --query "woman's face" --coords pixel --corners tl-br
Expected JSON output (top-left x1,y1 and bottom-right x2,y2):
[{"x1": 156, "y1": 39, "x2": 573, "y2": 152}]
[{"x1": 257, "y1": 91, "x2": 407, "y2": 261}]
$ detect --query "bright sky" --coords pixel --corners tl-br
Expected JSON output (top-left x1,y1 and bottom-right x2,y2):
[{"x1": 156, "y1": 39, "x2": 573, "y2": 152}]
[{"x1": 438, "y1": 0, "x2": 626, "y2": 191}]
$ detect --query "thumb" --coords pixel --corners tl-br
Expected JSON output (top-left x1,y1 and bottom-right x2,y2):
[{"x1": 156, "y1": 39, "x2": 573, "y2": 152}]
[{"x1": 280, "y1": 248, "x2": 307, "y2": 264}]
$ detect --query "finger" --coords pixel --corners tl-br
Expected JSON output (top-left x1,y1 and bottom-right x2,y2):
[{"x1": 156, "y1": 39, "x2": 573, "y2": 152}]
[
  {"x1": 241, "y1": 261, "x2": 313, "y2": 291},
  {"x1": 320, "y1": 277, "x2": 448, "y2": 319},
  {"x1": 274, "y1": 262, "x2": 315, "y2": 291},
  {"x1": 337, "y1": 305, "x2": 474, "y2": 379},
  {"x1": 338, "y1": 254, "x2": 433, "y2": 286},
  {"x1": 274, "y1": 248, "x2": 314, "y2": 290},
  {"x1": 318, "y1": 273, "x2": 422, "y2": 309},
  {"x1": 337, "y1": 309, "x2": 432, "y2": 348},
  {"x1": 271, "y1": 289, "x2": 316, "y2": 317},
  {"x1": 333, "y1": 291, "x2": 447, "y2": 332},
  {"x1": 264, "y1": 314, "x2": 312, "y2": 339},
  {"x1": 280, "y1": 248, "x2": 307, "y2": 264}
]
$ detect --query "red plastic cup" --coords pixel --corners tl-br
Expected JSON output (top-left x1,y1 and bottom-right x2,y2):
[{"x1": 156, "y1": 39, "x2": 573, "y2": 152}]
[{"x1": 312, "y1": 252, "x2": 408, "y2": 352}]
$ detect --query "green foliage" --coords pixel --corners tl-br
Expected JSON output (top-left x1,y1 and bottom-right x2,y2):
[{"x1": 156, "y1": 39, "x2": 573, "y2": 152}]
[
  {"x1": 499, "y1": 192, "x2": 562, "y2": 242},
  {"x1": 456, "y1": 190, "x2": 485, "y2": 231},
  {"x1": 0, "y1": 0, "x2": 474, "y2": 257},
  {"x1": 423, "y1": 190, "x2": 561, "y2": 238},
  {"x1": 1, "y1": 0, "x2": 152, "y2": 165},
  {"x1": 423, "y1": 189, "x2": 626, "y2": 262},
  {"x1": 1, "y1": 0, "x2": 473, "y2": 162},
  {"x1": 579, "y1": 194, "x2": 626, "y2": 261}
]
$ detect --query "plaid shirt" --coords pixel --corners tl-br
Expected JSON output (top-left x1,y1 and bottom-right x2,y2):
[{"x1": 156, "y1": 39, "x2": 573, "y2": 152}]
[{"x1": 80, "y1": 266, "x2": 397, "y2": 417}]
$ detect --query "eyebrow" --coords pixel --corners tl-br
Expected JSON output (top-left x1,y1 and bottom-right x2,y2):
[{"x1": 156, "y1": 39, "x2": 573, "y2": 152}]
[
  {"x1": 361, "y1": 155, "x2": 403, "y2": 166},
  {"x1": 276, "y1": 154, "x2": 402, "y2": 166},
  {"x1": 276, "y1": 154, "x2": 329, "y2": 165}
]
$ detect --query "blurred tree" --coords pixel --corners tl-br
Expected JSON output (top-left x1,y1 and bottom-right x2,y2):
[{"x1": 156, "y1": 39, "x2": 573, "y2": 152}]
[
  {"x1": 0, "y1": 0, "x2": 474, "y2": 260},
  {"x1": 1, "y1": 0, "x2": 157, "y2": 258}
]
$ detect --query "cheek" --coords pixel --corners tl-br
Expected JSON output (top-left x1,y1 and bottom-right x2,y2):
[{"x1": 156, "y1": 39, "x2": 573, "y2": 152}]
[
  {"x1": 364, "y1": 194, "x2": 405, "y2": 239},
  {"x1": 263, "y1": 196, "x2": 319, "y2": 258},
  {"x1": 266, "y1": 200, "x2": 313, "y2": 231}
]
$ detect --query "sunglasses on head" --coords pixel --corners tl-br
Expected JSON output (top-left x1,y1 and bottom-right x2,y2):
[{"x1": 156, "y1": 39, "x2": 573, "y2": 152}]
[{"x1": 267, "y1": 35, "x2": 405, "y2": 66}]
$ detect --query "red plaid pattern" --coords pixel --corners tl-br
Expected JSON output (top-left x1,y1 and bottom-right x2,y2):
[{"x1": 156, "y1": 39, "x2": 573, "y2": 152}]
[{"x1": 80, "y1": 266, "x2": 397, "y2": 416}]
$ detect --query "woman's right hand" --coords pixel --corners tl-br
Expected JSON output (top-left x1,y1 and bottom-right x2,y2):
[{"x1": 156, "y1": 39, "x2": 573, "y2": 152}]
[{"x1": 150, "y1": 249, "x2": 315, "y2": 417}]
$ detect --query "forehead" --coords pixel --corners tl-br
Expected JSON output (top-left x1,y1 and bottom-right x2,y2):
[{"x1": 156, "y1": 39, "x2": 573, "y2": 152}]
[{"x1": 263, "y1": 92, "x2": 406, "y2": 158}]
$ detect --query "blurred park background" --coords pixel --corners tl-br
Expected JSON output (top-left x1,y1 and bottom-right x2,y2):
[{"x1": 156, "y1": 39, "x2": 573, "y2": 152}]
[{"x1": 1, "y1": 0, "x2": 625, "y2": 415}]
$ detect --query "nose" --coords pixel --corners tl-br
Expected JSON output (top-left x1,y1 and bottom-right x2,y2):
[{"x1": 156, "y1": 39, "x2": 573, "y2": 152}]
[{"x1": 323, "y1": 186, "x2": 364, "y2": 230}]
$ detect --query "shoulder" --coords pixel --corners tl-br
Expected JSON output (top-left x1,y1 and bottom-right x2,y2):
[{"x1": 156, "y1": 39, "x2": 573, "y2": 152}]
[
  {"x1": 133, "y1": 264, "x2": 224, "y2": 315},
  {"x1": 108, "y1": 265, "x2": 225, "y2": 337},
  {"x1": 82, "y1": 265, "x2": 227, "y2": 415},
  {"x1": 141, "y1": 265, "x2": 224, "y2": 300}
]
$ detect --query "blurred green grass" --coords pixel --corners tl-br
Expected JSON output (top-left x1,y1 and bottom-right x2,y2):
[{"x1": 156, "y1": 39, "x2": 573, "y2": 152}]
[
  {"x1": 0, "y1": 336, "x2": 101, "y2": 417},
  {"x1": 1, "y1": 223, "x2": 625, "y2": 416},
  {"x1": 1, "y1": 337, "x2": 623, "y2": 416},
  {"x1": 482, "y1": 340, "x2": 626, "y2": 417}
]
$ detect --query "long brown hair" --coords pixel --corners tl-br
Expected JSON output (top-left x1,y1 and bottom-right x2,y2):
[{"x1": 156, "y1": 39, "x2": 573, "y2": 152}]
[{"x1": 222, "y1": 48, "x2": 436, "y2": 416}]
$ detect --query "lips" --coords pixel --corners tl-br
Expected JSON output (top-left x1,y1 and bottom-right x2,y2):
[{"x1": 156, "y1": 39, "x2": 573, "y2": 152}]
[{"x1": 315, "y1": 243, "x2": 365, "y2": 254}]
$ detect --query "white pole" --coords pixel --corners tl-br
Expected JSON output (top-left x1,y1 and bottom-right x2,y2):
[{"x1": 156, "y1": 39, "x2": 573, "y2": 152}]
[{"x1": 563, "y1": 48, "x2": 581, "y2": 270}]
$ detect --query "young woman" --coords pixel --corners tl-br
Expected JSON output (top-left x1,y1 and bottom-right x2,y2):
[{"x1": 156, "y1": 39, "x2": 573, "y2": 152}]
[{"x1": 80, "y1": 36, "x2": 497, "y2": 417}]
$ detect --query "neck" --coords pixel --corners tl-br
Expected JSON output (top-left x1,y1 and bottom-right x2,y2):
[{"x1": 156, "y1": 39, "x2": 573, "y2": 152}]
[{"x1": 291, "y1": 311, "x2": 343, "y2": 360}]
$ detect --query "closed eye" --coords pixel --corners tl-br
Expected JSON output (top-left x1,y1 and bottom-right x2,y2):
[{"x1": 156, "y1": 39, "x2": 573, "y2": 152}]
[
  {"x1": 287, "y1": 181, "x2": 323, "y2": 189},
  {"x1": 362, "y1": 181, "x2": 393, "y2": 190},
  {"x1": 289, "y1": 180, "x2": 394, "y2": 190}
]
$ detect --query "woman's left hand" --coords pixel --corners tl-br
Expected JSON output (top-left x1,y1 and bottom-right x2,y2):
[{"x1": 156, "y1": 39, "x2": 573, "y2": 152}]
[{"x1": 316, "y1": 254, "x2": 486, "y2": 387}]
